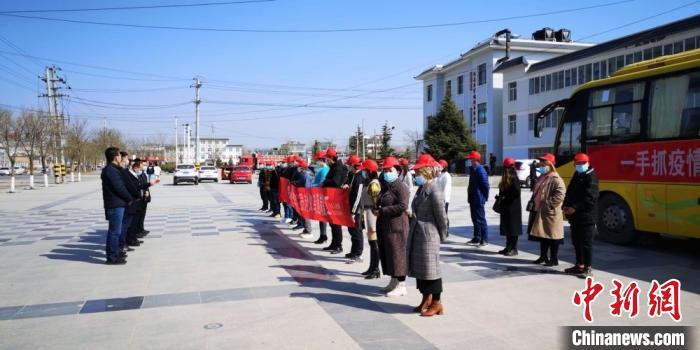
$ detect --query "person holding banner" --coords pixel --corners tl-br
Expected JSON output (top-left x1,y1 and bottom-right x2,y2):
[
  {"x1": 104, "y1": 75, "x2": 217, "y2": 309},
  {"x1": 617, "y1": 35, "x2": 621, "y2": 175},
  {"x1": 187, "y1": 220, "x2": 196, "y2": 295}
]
[
  {"x1": 321, "y1": 148, "x2": 349, "y2": 254},
  {"x1": 293, "y1": 159, "x2": 314, "y2": 238},
  {"x1": 408, "y1": 160, "x2": 448, "y2": 316},
  {"x1": 311, "y1": 151, "x2": 330, "y2": 245},
  {"x1": 343, "y1": 155, "x2": 364, "y2": 263},
  {"x1": 360, "y1": 159, "x2": 382, "y2": 279},
  {"x1": 375, "y1": 156, "x2": 410, "y2": 297}
]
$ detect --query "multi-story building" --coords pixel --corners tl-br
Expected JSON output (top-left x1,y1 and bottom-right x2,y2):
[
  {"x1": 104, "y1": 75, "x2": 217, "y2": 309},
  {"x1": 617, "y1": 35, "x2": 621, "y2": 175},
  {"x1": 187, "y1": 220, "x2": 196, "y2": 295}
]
[
  {"x1": 498, "y1": 15, "x2": 700, "y2": 159},
  {"x1": 415, "y1": 31, "x2": 591, "y2": 161},
  {"x1": 280, "y1": 141, "x2": 306, "y2": 155},
  {"x1": 178, "y1": 137, "x2": 243, "y2": 165}
]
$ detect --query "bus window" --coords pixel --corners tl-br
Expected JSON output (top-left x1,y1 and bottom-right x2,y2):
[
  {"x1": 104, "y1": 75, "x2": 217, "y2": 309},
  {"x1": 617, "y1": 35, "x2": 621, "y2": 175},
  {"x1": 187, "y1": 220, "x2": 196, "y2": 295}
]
[
  {"x1": 649, "y1": 71, "x2": 700, "y2": 139},
  {"x1": 555, "y1": 93, "x2": 585, "y2": 165},
  {"x1": 587, "y1": 82, "x2": 644, "y2": 140}
]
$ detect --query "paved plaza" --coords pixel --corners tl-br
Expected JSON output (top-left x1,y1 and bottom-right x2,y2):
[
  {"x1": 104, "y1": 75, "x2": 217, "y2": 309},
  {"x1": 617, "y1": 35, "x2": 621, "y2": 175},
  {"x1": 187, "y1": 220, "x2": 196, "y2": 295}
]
[{"x1": 0, "y1": 175, "x2": 698, "y2": 349}]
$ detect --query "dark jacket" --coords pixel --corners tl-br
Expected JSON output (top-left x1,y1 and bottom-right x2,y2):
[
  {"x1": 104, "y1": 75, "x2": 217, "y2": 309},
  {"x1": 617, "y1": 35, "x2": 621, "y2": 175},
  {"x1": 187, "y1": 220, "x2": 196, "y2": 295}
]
[
  {"x1": 139, "y1": 172, "x2": 151, "y2": 204},
  {"x1": 322, "y1": 160, "x2": 348, "y2": 188},
  {"x1": 468, "y1": 164, "x2": 489, "y2": 205},
  {"x1": 122, "y1": 169, "x2": 144, "y2": 214},
  {"x1": 498, "y1": 177, "x2": 523, "y2": 236},
  {"x1": 563, "y1": 168, "x2": 599, "y2": 226},
  {"x1": 269, "y1": 170, "x2": 279, "y2": 191},
  {"x1": 346, "y1": 170, "x2": 364, "y2": 214},
  {"x1": 101, "y1": 163, "x2": 133, "y2": 209},
  {"x1": 377, "y1": 180, "x2": 409, "y2": 277}
]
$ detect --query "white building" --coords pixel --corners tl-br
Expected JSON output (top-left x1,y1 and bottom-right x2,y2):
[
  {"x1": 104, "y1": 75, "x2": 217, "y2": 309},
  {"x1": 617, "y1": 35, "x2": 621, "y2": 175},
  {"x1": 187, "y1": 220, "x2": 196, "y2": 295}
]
[
  {"x1": 179, "y1": 137, "x2": 243, "y2": 165},
  {"x1": 415, "y1": 31, "x2": 591, "y2": 163},
  {"x1": 498, "y1": 15, "x2": 700, "y2": 159}
]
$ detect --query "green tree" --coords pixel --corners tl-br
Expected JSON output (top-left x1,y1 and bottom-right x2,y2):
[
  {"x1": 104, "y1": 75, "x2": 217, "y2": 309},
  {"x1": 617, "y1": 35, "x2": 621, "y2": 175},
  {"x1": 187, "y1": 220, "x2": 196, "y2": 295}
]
[
  {"x1": 348, "y1": 126, "x2": 363, "y2": 155},
  {"x1": 312, "y1": 140, "x2": 321, "y2": 154},
  {"x1": 424, "y1": 93, "x2": 478, "y2": 165},
  {"x1": 379, "y1": 121, "x2": 395, "y2": 158}
]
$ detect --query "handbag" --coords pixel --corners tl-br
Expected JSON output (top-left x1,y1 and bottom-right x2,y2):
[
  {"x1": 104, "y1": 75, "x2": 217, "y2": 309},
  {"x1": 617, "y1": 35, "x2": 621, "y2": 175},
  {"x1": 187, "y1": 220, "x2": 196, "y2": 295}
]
[
  {"x1": 526, "y1": 198, "x2": 535, "y2": 212},
  {"x1": 492, "y1": 194, "x2": 503, "y2": 213}
]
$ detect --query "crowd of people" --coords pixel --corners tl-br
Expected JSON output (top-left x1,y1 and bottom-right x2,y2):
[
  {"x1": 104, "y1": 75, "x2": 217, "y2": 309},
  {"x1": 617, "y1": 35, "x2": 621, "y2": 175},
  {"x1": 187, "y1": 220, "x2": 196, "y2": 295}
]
[
  {"x1": 256, "y1": 147, "x2": 599, "y2": 317},
  {"x1": 100, "y1": 147, "x2": 160, "y2": 265}
]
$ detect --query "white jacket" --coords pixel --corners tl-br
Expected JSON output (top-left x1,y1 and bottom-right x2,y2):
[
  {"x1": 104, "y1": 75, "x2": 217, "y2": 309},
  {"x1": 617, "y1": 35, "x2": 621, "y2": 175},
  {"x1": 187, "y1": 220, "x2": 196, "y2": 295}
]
[{"x1": 437, "y1": 171, "x2": 452, "y2": 204}]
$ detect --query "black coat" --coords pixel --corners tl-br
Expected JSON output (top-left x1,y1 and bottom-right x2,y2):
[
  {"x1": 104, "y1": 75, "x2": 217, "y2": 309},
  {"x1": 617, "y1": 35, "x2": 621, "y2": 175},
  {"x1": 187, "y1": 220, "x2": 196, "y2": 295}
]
[
  {"x1": 498, "y1": 177, "x2": 523, "y2": 236},
  {"x1": 563, "y1": 168, "x2": 599, "y2": 226},
  {"x1": 101, "y1": 163, "x2": 133, "y2": 209},
  {"x1": 122, "y1": 169, "x2": 144, "y2": 214},
  {"x1": 322, "y1": 161, "x2": 348, "y2": 188},
  {"x1": 139, "y1": 172, "x2": 151, "y2": 203},
  {"x1": 346, "y1": 170, "x2": 363, "y2": 214},
  {"x1": 377, "y1": 180, "x2": 409, "y2": 277},
  {"x1": 269, "y1": 170, "x2": 280, "y2": 191}
]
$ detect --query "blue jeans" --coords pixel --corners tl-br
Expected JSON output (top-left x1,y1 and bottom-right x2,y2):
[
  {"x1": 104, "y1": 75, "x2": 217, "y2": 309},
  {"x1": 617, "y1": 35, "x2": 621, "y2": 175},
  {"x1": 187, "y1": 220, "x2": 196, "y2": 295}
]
[
  {"x1": 120, "y1": 213, "x2": 134, "y2": 251},
  {"x1": 105, "y1": 207, "x2": 125, "y2": 261},
  {"x1": 470, "y1": 204, "x2": 488, "y2": 243},
  {"x1": 284, "y1": 205, "x2": 294, "y2": 220}
]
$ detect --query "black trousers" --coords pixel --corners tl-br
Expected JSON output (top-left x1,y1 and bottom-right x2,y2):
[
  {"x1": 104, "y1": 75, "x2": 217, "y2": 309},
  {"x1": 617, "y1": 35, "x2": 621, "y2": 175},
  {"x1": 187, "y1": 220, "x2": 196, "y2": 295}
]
[
  {"x1": 330, "y1": 223, "x2": 343, "y2": 248},
  {"x1": 571, "y1": 224, "x2": 596, "y2": 267},
  {"x1": 260, "y1": 187, "x2": 269, "y2": 209},
  {"x1": 137, "y1": 202, "x2": 147, "y2": 232},
  {"x1": 539, "y1": 239, "x2": 561, "y2": 262},
  {"x1": 417, "y1": 278, "x2": 442, "y2": 296},
  {"x1": 444, "y1": 202, "x2": 450, "y2": 233},
  {"x1": 348, "y1": 213, "x2": 363, "y2": 256},
  {"x1": 269, "y1": 190, "x2": 280, "y2": 214},
  {"x1": 126, "y1": 209, "x2": 144, "y2": 243}
]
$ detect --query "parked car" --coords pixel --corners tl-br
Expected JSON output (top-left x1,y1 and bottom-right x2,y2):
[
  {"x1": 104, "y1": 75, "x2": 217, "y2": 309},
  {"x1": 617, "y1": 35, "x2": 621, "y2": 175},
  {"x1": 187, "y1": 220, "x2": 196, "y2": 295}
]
[
  {"x1": 0, "y1": 167, "x2": 10, "y2": 176},
  {"x1": 515, "y1": 159, "x2": 540, "y2": 188},
  {"x1": 198, "y1": 166, "x2": 220, "y2": 182},
  {"x1": 230, "y1": 166, "x2": 253, "y2": 184},
  {"x1": 13, "y1": 166, "x2": 25, "y2": 175},
  {"x1": 173, "y1": 164, "x2": 198, "y2": 185}
]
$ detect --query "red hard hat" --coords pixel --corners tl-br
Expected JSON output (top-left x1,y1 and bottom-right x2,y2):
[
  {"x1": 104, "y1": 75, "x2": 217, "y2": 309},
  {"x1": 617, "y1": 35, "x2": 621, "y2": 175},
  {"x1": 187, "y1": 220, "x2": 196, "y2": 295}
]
[
  {"x1": 399, "y1": 158, "x2": 409, "y2": 166},
  {"x1": 296, "y1": 160, "x2": 308, "y2": 168},
  {"x1": 464, "y1": 151, "x2": 481, "y2": 161},
  {"x1": 503, "y1": 157, "x2": 515, "y2": 168},
  {"x1": 382, "y1": 156, "x2": 399, "y2": 169},
  {"x1": 438, "y1": 159, "x2": 448, "y2": 169},
  {"x1": 537, "y1": 153, "x2": 556, "y2": 165},
  {"x1": 289, "y1": 155, "x2": 299, "y2": 162},
  {"x1": 412, "y1": 162, "x2": 428, "y2": 170},
  {"x1": 346, "y1": 154, "x2": 361, "y2": 166},
  {"x1": 314, "y1": 150, "x2": 326, "y2": 160},
  {"x1": 362, "y1": 159, "x2": 378, "y2": 172},
  {"x1": 325, "y1": 148, "x2": 337, "y2": 158},
  {"x1": 418, "y1": 154, "x2": 433, "y2": 164},
  {"x1": 574, "y1": 153, "x2": 590, "y2": 164}
]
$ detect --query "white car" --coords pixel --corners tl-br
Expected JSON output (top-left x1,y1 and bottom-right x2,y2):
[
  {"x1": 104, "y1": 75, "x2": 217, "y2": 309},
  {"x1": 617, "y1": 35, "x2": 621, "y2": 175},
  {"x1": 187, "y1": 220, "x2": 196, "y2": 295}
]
[
  {"x1": 173, "y1": 164, "x2": 199, "y2": 185},
  {"x1": 198, "y1": 166, "x2": 220, "y2": 182},
  {"x1": 515, "y1": 159, "x2": 540, "y2": 188},
  {"x1": 0, "y1": 167, "x2": 9, "y2": 176},
  {"x1": 13, "y1": 166, "x2": 25, "y2": 175}
]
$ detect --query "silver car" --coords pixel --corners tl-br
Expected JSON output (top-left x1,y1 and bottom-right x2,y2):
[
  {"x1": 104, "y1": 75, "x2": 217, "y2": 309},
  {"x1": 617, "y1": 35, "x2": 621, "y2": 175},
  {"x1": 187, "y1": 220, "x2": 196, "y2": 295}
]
[
  {"x1": 198, "y1": 166, "x2": 220, "y2": 182},
  {"x1": 173, "y1": 164, "x2": 198, "y2": 185}
]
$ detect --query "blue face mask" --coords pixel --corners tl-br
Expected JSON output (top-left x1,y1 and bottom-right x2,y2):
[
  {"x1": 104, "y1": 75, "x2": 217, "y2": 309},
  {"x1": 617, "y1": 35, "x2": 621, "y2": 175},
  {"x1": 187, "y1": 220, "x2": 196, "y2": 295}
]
[
  {"x1": 383, "y1": 171, "x2": 398, "y2": 183},
  {"x1": 415, "y1": 175, "x2": 426, "y2": 186},
  {"x1": 361, "y1": 170, "x2": 367, "y2": 179},
  {"x1": 575, "y1": 164, "x2": 589, "y2": 173},
  {"x1": 537, "y1": 166, "x2": 548, "y2": 174}
]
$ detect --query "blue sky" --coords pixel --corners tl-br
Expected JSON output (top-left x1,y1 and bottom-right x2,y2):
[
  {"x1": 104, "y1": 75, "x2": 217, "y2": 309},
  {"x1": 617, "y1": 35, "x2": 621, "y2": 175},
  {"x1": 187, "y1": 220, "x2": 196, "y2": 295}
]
[{"x1": 0, "y1": 0, "x2": 697, "y2": 149}]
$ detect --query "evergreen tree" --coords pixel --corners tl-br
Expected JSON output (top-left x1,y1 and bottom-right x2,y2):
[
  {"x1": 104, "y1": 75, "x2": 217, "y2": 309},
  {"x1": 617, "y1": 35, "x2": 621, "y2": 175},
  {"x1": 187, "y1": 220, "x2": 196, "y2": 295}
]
[
  {"x1": 379, "y1": 121, "x2": 395, "y2": 158},
  {"x1": 348, "y1": 126, "x2": 364, "y2": 155},
  {"x1": 424, "y1": 93, "x2": 478, "y2": 165}
]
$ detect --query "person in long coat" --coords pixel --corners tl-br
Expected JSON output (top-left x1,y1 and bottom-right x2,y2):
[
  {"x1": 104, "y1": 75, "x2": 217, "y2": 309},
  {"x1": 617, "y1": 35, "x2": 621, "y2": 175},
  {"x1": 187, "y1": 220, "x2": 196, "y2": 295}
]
[
  {"x1": 528, "y1": 153, "x2": 566, "y2": 267},
  {"x1": 497, "y1": 157, "x2": 522, "y2": 256},
  {"x1": 407, "y1": 162, "x2": 447, "y2": 316},
  {"x1": 374, "y1": 156, "x2": 409, "y2": 297}
]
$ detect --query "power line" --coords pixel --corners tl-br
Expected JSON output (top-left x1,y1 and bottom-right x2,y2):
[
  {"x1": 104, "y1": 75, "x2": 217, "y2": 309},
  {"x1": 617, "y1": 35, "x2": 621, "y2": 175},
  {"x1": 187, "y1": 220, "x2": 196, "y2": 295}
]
[
  {"x1": 0, "y1": 0, "x2": 275, "y2": 14},
  {"x1": 206, "y1": 100, "x2": 419, "y2": 110},
  {"x1": 0, "y1": 1, "x2": 635, "y2": 33}
]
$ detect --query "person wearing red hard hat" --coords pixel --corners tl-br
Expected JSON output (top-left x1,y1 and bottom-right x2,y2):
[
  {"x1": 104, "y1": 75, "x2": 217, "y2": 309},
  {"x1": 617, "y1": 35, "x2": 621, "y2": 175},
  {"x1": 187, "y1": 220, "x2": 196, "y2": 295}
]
[
  {"x1": 310, "y1": 150, "x2": 331, "y2": 245},
  {"x1": 375, "y1": 155, "x2": 410, "y2": 297},
  {"x1": 528, "y1": 153, "x2": 566, "y2": 268},
  {"x1": 342, "y1": 154, "x2": 365, "y2": 262},
  {"x1": 321, "y1": 147, "x2": 349, "y2": 254},
  {"x1": 465, "y1": 150, "x2": 490, "y2": 247},
  {"x1": 292, "y1": 159, "x2": 314, "y2": 238},
  {"x1": 358, "y1": 159, "x2": 382, "y2": 279},
  {"x1": 398, "y1": 158, "x2": 414, "y2": 203},
  {"x1": 496, "y1": 157, "x2": 523, "y2": 257},
  {"x1": 436, "y1": 159, "x2": 452, "y2": 236},
  {"x1": 280, "y1": 155, "x2": 298, "y2": 225},
  {"x1": 563, "y1": 153, "x2": 599, "y2": 278}
]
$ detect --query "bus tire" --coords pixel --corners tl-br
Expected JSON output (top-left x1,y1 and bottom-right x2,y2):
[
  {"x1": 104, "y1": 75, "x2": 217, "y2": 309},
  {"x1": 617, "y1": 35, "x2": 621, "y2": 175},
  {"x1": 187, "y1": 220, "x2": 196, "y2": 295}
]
[{"x1": 597, "y1": 193, "x2": 636, "y2": 245}]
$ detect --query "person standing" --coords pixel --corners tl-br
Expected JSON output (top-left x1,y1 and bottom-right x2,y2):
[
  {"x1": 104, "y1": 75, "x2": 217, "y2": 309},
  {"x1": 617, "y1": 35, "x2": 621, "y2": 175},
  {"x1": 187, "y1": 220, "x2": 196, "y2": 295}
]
[
  {"x1": 529, "y1": 160, "x2": 537, "y2": 191},
  {"x1": 101, "y1": 147, "x2": 133, "y2": 265},
  {"x1": 343, "y1": 154, "x2": 364, "y2": 262},
  {"x1": 563, "y1": 153, "x2": 599, "y2": 278},
  {"x1": 407, "y1": 161, "x2": 447, "y2": 316},
  {"x1": 146, "y1": 162, "x2": 155, "y2": 182},
  {"x1": 269, "y1": 164, "x2": 281, "y2": 218},
  {"x1": 436, "y1": 159, "x2": 452, "y2": 235},
  {"x1": 360, "y1": 159, "x2": 381, "y2": 279},
  {"x1": 399, "y1": 158, "x2": 414, "y2": 217},
  {"x1": 294, "y1": 160, "x2": 314, "y2": 238},
  {"x1": 528, "y1": 153, "x2": 566, "y2": 267},
  {"x1": 375, "y1": 156, "x2": 410, "y2": 297},
  {"x1": 489, "y1": 153, "x2": 497, "y2": 176},
  {"x1": 496, "y1": 157, "x2": 522, "y2": 256},
  {"x1": 121, "y1": 159, "x2": 145, "y2": 253},
  {"x1": 465, "y1": 151, "x2": 490, "y2": 247},
  {"x1": 311, "y1": 151, "x2": 330, "y2": 244},
  {"x1": 322, "y1": 148, "x2": 348, "y2": 254},
  {"x1": 258, "y1": 166, "x2": 271, "y2": 212}
]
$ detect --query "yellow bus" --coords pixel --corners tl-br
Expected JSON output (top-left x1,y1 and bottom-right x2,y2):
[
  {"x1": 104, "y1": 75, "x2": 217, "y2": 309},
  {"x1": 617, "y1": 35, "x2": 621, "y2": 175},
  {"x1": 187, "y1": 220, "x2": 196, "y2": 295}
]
[{"x1": 534, "y1": 49, "x2": 700, "y2": 244}]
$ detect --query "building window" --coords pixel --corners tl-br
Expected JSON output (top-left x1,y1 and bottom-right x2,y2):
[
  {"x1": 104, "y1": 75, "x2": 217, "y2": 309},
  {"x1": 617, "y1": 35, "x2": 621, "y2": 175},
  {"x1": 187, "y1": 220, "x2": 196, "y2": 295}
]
[
  {"x1": 477, "y1": 103, "x2": 487, "y2": 124},
  {"x1": 578, "y1": 65, "x2": 585, "y2": 84},
  {"x1": 634, "y1": 51, "x2": 642, "y2": 63},
  {"x1": 593, "y1": 62, "x2": 600, "y2": 81},
  {"x1": 446, "y1": 80, "x2": 452, "y2": 95},
  {"x1": 537, "y1": 76, "x2": 543, "y2": 93},
  {"x1": 558, "y1": 71, "x2": 564, "y2": 89},
  {"x1": 508, "y1": 82, "x2": 517, "y2": 101},
  {"x1": 625, "y1": 54, "x2": 633, "y2": 66},
  {"x1": 529, "y1": 78, "x2": 535, "y2": 95},
  {"x1": 564, "y1": 69, "x2": 571, "y2": 87},
  {"x1": 585, "y1": 64, "x2": 592, "y2": 83},
  {"x1": 459, "y1": 109, "x2": 464, "y2": 119},
  {"x1": 457, "y1": 75, "x2": 464, "y2": 94},
  {"x1": 478, "y1": 63, "x2": 487, "y2": 85},
  {"x1": 528, "y1": 113, "x2": 535, "y2": 131},
  {"x1": 673, "y1": 41, "x2": 683, "y2": 54},
  {"x1": 426, "y1": 84, "x2": 432, "y2": 102},
  {"x1": 685, "y1": 37, "x2": 696, "y2": 51},
  {"x1": 616, "y1": 55, "x2": 625, "y2": 70},
  {"x1": 508, "y1": 115, "x2": 517, "y2": 135},
  {"x1": 545, "y1": 74, "x2": 552, "y2": 91},
  {"x1": 571, "y1": 68, "x2": 578, "y2": 86},
  {"x1": 664, "y1": 44, "x2": 673, "y2": 56},
  {"x1": 600, "y1": 60, "x2": 608, "y2": 78},
  {"x1": 652, "y1": 46, "x2": 662, "y2": 59},
  {"x1": 528, "y1": 147, "x2": 554, "y2": 160}
]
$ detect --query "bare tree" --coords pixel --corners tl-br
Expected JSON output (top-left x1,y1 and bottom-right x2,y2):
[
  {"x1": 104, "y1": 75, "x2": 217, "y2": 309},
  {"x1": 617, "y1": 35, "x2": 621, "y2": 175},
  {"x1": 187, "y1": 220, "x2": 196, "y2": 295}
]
[
  {"x1": 402, "y1": 129, "x2": 422, "y2": 161},
  {"x1": 20, "y1": 110, "x2": 48, "y2": 188},
  {"x1": 65, "y1": 119, "x2": 89, "y2": 174},
  {"x1": 0, "y1": 109, "x2": 27, "y2": 192}
]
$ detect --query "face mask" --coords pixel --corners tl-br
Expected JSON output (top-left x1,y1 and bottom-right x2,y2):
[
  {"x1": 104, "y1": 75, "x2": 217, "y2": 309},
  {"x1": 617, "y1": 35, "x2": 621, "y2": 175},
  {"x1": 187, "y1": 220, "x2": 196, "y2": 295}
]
[
  {"x1": 361, "y1": 170, "x2": 367, "y2": 179},
  {"x1": 383, "y1": 171, "x2": 398, "y2": 183},
  {"x1": 415, "y1": 175, "x2": 426, "y2": 186},
  {"x1": 575, "y1": 164, "x2": 589, "y2": 173},
  {"x1": 537, "y1": 166, "x2": 548, "y2": 174},
  {"x1": 466, "y1": 160, "x2": 472, "y2": 167},
  {"x1": 280, "y1": 163, "x2": 287, "y2": 168}
]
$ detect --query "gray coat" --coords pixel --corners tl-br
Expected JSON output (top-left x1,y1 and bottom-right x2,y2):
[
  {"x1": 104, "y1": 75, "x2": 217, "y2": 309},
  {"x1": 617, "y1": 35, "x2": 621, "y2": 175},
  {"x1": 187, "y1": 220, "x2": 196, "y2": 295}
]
[{"x1": 407, "y1": 181, "x2": 447, "y2": 281}]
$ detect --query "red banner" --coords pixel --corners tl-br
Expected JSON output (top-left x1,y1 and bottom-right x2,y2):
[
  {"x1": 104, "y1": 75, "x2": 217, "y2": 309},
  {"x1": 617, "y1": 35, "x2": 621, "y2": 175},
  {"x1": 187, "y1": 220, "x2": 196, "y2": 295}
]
[
  {"x1": 588, "y1": 139, "x2": 700, "y2": 183},
  {"x1": 279, "y1": 178, "x2": 356, "y2": 227}
]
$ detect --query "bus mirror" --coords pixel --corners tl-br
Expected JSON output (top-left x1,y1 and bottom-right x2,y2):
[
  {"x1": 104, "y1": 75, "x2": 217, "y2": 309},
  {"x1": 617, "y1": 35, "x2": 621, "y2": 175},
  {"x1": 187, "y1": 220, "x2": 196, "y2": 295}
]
[{"x1": 533, "y1": 98, "x2": 568, "y2": 138}]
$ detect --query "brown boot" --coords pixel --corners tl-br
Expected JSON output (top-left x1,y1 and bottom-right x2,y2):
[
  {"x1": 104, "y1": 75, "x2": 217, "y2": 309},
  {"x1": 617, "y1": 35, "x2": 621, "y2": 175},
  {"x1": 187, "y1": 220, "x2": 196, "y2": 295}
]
[
  {"x1": 412, "y1": 294, "x2": 432, "y2": 313},
  {"x1": 420, "y1": 300, "x2": 444, "y2": 317}
]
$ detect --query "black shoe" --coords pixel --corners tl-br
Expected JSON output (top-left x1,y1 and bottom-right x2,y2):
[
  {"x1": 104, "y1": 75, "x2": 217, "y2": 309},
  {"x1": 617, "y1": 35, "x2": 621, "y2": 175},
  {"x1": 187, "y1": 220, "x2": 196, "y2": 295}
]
[
  {"x1": 313, "y1": 237, "x2": 327, "y2": 245},
  {"x1": 504, "y1": 249, "x2": 518, "y2": 256},
  {"x1": 125, "y1": 247, "x2": 135, "y2": 252},
  {"x1": 364, "y1": 270, "x2": 380, "y2": 279},
  {"x1": 322, "y1": 245, "x2": 336, "y2": 251},
  {"x1": 344, "y1": 252, "x2": 354, "y2": 258},
  {"x1": 259, "y1": 208, "x2": 267, "y2": 211},
  {"x1": 330, "y1": 247, "x2": 343, "y2": 254},
  {"x1": 119, "y1": 251, "x2": 127, "y2": 258},
  {"x1": 128, "y1": 240, "x2": 141, "y2": 247},
  {"x1": 564, "y1": 266, "x2": 583, "y2": 274},
  {"x1": 268, "y1": 213, "x2": 276, "y2": 217},
  {"x1": 301, "y1": 229, "x2": 310, "y2": 234},
  {"x1": 361, "y1": 267, "x2": 372, "y2": 276},
  {"x1": 577, "y1": 267, "x2": 592, "y2": 279},
  {"x1": 136, "y1": 232, "x2": 146, "y2": 238},
  {"x1": 478, "y1": 241, "x2": 489, "y2": 247},
  {"x1": 533, "y1": 257, "x2": 549, "y2": 264},
  {"x1": 497, "y1": 248, "x2": 507, "y2": 254},
  {"x1": 467, "y1": 238, "x2": 480, "y2": 245},
  {"x1": 544, "y1": 260, "x2": 559, "y2": 267},
  {"x1": 106, "y1": 258, "x2": 127, "y2": 265},
  {"x1": 292, "y1": 225, "x2": 304, "y2": 231}
]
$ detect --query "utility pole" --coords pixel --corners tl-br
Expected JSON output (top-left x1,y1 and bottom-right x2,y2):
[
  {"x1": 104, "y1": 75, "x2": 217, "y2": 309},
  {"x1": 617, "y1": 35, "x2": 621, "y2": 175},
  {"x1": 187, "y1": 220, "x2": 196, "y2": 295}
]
[
  {"x1": 191, "y1": 78, "x2": 202, "y2": 165},
  {"x1": 361, "y1": 119, "x2": 365, "y2": 160},
  {"x1": 183, "y1": 123, "x2": 190, "y2": 163},
  {"x1": 174, "y1": 117, "x2": 178, "y2": 166},
  {"x1": 40, "y1": 65, "x2": 68, "y2": 184}
]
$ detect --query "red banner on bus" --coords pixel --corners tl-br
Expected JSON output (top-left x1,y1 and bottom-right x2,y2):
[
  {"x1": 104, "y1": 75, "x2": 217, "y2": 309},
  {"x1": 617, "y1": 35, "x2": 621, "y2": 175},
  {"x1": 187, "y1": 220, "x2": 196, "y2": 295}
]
[
  {"x1": 279, "y1": 178, "x2": 356, "y2": 227},
  {"x1": 588, "y1": 139, "x2": 700, "y2": 183}
]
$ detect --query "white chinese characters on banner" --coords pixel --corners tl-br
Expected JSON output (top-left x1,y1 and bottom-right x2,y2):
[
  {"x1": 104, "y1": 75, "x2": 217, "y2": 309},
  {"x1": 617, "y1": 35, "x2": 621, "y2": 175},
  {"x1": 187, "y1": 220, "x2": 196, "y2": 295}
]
[{"x1": 633, "y1": 148, "x2": 700, "y2": 177}]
